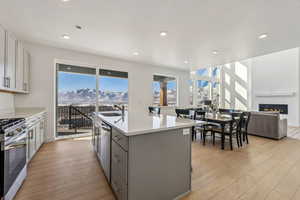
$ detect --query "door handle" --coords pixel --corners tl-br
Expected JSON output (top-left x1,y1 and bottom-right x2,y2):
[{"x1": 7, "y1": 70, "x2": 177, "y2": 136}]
[
  {"x1": 7, "y1": 77, "x2": 10, "y2": 88},
  {"x1": 4, "y1": 77, "x2": 9, "y2": 88},
  {"x1": 5, "y1": 142, "x2": 26, "y2": 150}
]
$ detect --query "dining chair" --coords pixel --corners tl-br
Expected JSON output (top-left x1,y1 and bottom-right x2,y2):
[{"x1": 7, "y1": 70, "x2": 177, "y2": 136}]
[
  {"x1": 149, "y1": 106, "x2": 161, "y2": 114},
  {"x1": 175, "y1": 109, "x2": 190, "y2": 118},
  {"x1": 193, "y1": 110, "x2": 219, "y2": 144},
  {"x1": 211, "y1": 113, "x2": 244, "y2": 150},
  {"x1": 241, "y1": 112, "x2": 251, "y2": 145}
]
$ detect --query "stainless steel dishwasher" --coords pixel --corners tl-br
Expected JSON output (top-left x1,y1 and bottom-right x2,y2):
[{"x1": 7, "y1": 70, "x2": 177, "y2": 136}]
[{"x1": 99, "y1": 122, "x2": 111, "y2": 182}]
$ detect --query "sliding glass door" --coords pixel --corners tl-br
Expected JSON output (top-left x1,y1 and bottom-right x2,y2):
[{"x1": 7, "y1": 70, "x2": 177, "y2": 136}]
[
  {"x1": 56, "y1": 65, "x2": 96, "y2": 138},
  {"x1": 56, "y1": 64, "x2": 128, "y2": 138},
  {"x1": 98, "y1": 69, "x2": 128, "y2": 111}
]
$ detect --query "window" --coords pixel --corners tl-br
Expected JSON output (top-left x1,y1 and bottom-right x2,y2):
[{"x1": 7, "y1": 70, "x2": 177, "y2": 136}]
[
  {"x1": 197, "y1": 80, "x2": 210, "y2": 105},
  {"x1": 212, "y1": 82, "x2": 220, "y2": 104},
  {"x1": 192, "y1": 60, "x2": 250, "y2": 110},
  {"x1": 219, "y1": 60, "x2": 249, "y2": 110},
  {"x1": 57, "y1": 66, "x2": 96, "y2": 106},
  {"x1": 191, "y1": 67, "x2": 221, "y2": 106},
  {"x1": 189, "y1": 80, "x2": 193, "y2": 105},
  {"x1": 56, "y1": 65, "x2": 129, "y2": 138},
  {"x1": 57, "y1": 65, "x2": 97, "y2": 138},
  {"x1": 98, "y1": 69, "x2": 128, "y2": 108},
  {"x1": 196, "y1": 68, "x2": 209, "y2": 76},
  {"x1": 153, "y1": 75, "x2": 177, "y2": 106},
  {"x1": 212, "y1": 67, "x2": 220, "y2": 79}
]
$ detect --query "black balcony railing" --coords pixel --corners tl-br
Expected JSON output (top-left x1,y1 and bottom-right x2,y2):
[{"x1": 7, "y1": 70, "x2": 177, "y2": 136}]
[
  {"x1": 68, "y1": 105, "x2": 93, "y2": 132},
  {"x1": 56, "y1": 105, "x2": 123, "y2": 137}
]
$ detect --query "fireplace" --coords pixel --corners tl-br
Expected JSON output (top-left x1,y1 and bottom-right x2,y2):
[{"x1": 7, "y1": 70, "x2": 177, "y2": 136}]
[{"x1": 259, "y1": 104, "x2": 288, "y2": 114}]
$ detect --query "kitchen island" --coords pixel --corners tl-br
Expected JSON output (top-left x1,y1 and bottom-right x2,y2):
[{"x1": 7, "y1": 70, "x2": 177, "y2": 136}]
[{"x1": 92, "y1": 111, "x2": 196, "y2": 200}]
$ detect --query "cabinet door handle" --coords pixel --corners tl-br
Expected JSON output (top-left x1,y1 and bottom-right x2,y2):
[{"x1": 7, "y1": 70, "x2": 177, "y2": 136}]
[
  {"x1": 7, "y1": 77, "x2": 10, "y2": 88},
  {"x1": 4, "y1": 77, "x2": 9, "y2": 88}
]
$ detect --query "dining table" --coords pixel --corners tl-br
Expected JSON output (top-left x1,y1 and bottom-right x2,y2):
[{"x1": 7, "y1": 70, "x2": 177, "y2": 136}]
[{"x1": 194, "y1": 112, "x2": 240, "y2": 150}]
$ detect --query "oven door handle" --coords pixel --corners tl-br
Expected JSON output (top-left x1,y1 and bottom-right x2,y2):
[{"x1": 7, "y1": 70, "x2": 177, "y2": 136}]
[
  {"x1": 5, "y1": 133, "x2": 27, "y2": 147},
  {"x1": 5, "y1": 142, "x2": 26, "y2": 150}
]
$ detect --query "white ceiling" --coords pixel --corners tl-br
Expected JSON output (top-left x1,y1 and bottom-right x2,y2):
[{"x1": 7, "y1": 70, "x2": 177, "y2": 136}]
[{"x1": 1, "y1": 0, "x2": 300, "y2": 70}]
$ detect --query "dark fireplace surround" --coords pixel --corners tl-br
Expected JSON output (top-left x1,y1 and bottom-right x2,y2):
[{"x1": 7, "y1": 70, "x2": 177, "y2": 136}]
[{"x1": 259, "y1": 104, "x2": 288, "y2": 114}]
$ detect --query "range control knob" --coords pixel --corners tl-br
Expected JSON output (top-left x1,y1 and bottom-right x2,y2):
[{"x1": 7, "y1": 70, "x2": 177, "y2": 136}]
[{"x1": 7, "y1": 132, "x2": 14, "y2": 137}]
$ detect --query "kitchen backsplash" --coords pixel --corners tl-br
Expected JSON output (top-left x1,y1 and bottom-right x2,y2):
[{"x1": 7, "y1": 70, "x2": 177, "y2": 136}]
[{"x1": 0, "y1": 92, "x2": 15, "y2": 114}]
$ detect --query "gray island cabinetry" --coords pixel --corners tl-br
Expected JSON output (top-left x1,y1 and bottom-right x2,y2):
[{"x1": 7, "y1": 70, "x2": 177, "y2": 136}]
[{"x1": 92, "y1": 111, "x2": 196, "y2": 200}]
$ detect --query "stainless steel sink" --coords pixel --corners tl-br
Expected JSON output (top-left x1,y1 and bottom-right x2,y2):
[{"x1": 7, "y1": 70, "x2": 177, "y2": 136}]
[{"x1": 100, "y1": 112, "x2": 122, "y2": 117}]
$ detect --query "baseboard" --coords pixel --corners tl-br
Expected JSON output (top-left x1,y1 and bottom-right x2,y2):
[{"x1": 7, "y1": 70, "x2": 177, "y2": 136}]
[{"x1": 173, "y1": 190, "x2": 191, "y2": 200}]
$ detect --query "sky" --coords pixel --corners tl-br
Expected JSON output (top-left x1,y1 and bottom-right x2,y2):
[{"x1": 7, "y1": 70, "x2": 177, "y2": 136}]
[
  {"x1": 58, "y1": 72, "x2": 128, "y2": 92},
  {"x1": 59, "y1": 72, "x2": 176, "y2": 93}
]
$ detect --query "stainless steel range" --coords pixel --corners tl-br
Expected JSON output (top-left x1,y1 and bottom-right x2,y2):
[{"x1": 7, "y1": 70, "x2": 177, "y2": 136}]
[{"x1": 0, "y1": 118, "x2": 27, "y2": 200}]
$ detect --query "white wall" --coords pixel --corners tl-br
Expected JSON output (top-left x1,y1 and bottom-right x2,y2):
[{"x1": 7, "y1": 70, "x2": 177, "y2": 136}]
[
  {"x1": 251, "y1": 48, "x2": 300, "y2": 126},
  {"x1": 14, "y1": 42, "x2": 190, "y2": 142},
  {"x1": 0, "y1": 92, "x2": 14, "y2": 113}
]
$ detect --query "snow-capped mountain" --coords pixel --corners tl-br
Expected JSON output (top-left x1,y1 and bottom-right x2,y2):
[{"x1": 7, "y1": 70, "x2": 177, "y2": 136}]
[
  {"x1": 58, "y1": 88, "x2": 128, "y2": 105},
  {"x1": 59, "y1": 88, "x2": 176, "y2": 106}
]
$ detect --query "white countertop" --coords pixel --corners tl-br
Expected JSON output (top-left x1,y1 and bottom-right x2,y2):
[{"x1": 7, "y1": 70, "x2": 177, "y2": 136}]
[
  {"x1": 0, "y1": 107, "x2": 46, "y2": 119},
  {"x1": 94, "y1": 111, "x2": 197, "y2": 136}
]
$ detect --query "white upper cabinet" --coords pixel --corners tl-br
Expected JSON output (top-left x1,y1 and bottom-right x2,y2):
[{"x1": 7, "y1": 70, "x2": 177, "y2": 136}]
[
  {"x1": 23, "y1": 50, "x2": 30, "y2": 92},
  {"x1": 0, "y1": 25, "x2": 5, "y2": 88},
  {"x1": 0, "y1": 24, "x2": 30, "y2": 93},
  {"x1": 16, "y1": 41, "x2": 24, "y2": 90},
  {"x1": 5, "y1": 31, "x2": 17, "y2": 89}
]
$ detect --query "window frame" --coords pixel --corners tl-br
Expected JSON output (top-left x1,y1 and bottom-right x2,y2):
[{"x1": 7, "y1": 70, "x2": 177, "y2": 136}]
[
  {"x1": 152, "y1": 73, "x2": 178, "y2": 107},
  {"x1": 191, "y1": 67, "x2": 221, "y2": 106}
]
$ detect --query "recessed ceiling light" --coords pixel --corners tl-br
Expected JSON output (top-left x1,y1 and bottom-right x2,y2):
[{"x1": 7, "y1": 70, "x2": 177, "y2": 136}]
[
  {"x1": 160, "y1": 31, "x2": 168, "y2": 37},
  {"x1": 62, "y1": 0, "x2": 71, "y2": 2},
  {"x1": 258, "y1": 33, "x2": 268, "y2": 39},
  {"x1": 184, "y1": 61, "x2": 189, "y2": 64},
  {"x1": 133, "y1": 52, "x2": 139, "y2": 56},
  {"x1": 191, "y1": 71, "x2": 196, "y2": 75},
  {"x1": 61, "y1": 34, "x2": 70, "y2": 39},
  {"x1": 212, "y1": 51, "x2": 218, "y2": 55}
]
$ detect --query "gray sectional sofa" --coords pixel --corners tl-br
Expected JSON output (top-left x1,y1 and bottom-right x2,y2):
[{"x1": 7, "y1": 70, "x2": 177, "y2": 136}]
[{"x1": 248, "y1": 111, "x2": 287, "y2": 140}]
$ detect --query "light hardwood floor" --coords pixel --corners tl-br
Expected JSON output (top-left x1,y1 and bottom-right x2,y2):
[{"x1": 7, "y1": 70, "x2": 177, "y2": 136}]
[
  {"x1": 14, "y1": 137, "x2": 115, "y2": 200},
  {"x1": 288, "y1": 127, "x2": 300, "y2": 139},
  {"x1": 15, "y1": 135, "x2": 300, "y2": 200}
]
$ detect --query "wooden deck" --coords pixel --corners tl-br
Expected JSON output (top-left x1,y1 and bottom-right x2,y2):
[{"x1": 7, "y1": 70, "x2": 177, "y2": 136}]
[{"x1": 15, "y1": 134, "x2": 300, "y2": 200}]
